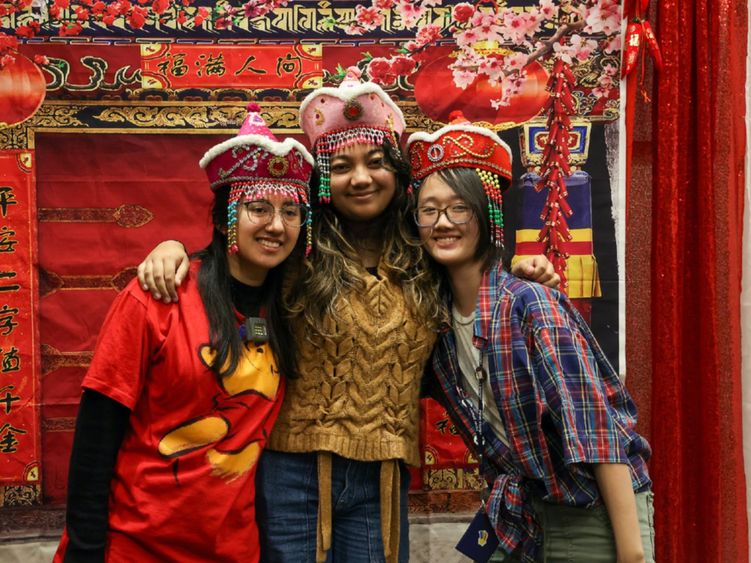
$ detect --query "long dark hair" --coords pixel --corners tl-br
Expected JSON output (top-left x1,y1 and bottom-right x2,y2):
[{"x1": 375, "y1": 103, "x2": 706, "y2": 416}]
[
  {"x1": 284, "y1": 138, "x2": 445, "y2": 333},
  {"x1": 195, "y1": 185, "x2": 300, "y2": 380}
]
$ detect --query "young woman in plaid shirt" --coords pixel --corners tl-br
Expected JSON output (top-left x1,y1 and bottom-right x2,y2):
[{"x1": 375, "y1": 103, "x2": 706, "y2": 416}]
[{"x1": 407, "y1": 117, "x2": 654, "y2": 563}]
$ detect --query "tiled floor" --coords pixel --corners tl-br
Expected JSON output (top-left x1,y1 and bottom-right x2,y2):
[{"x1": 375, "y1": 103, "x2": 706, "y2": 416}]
[
  {"x1": 0, "y1": 514, "x2": 475, "y2": 562},
  {"x1": 409, "y1": 514, "x2": 475, "y2": 562}
]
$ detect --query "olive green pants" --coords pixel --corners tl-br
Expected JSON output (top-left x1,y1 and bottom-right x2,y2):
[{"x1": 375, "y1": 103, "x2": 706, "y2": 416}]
[{"x1": 492, "y1": 491, "x2": 655, "y2": 562}]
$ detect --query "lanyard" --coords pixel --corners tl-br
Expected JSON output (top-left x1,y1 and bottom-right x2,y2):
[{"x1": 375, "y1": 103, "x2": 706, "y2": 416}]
[{"x1": 455, "y1": 349, "x2": 490, "y2": 503}]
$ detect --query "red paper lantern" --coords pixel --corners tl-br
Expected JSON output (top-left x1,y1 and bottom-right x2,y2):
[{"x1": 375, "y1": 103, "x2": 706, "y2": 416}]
[
  {"x1": 414, "y1": 50, "x2": 549, "y2": 127},
  {"x1": 0, "y1": 53, "x2": 46, "y2": 128}
]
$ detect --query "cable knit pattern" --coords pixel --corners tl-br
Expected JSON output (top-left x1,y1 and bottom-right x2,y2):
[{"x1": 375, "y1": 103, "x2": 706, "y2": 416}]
[{"x1": 268, "y1": 264, "x2": 436, "y2": 466}]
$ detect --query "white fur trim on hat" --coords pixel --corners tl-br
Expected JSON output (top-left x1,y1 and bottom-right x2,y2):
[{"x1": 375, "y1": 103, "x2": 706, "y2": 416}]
[
  {"x1": 406, "y1": 124, "x2": 513, "y2": 161},
  {"x1": 298, "y1": 82, "x2": 406, "y2": 130},
  {"x1": 199, "y1": 135, "x2": 314, "y2": 169}
]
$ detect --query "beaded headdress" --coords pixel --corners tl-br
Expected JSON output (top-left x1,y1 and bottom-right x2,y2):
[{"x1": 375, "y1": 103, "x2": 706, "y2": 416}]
[
  {"x1": 299, "y1": 67, "x2": 406, "y2": 202},
  {"x1": 200, "y1": 103, "x2": 315, "y2": 255},
  {"x1": 406, "y1": 111, "x2": 512, "y2": 247}
]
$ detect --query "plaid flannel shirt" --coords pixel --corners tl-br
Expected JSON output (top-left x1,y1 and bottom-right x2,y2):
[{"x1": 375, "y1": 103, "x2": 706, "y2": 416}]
[{"x1": 429, "y1": 265, "x2": 652, "y2": 562}]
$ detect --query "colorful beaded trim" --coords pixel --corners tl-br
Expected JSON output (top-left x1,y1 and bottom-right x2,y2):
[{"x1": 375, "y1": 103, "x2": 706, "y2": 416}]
[
  {"x1": 313, "y1": 125, "x2": 397, "y2": 202},
  {"x1": 476, "y1": 169, "x2": 505, "y2": 247},
  {"x1": 227, "y1": 180, "x2": 312, "y2": 256}
]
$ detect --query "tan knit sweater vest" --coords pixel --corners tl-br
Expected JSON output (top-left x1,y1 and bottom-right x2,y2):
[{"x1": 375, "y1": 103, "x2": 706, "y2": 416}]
[{"x1": 267, "y1": 267, "x2": 436, "y2": 466}]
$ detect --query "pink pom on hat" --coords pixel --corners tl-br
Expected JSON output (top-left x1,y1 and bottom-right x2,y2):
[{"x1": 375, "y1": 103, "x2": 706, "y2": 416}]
[
  {"x1": 298, "y1": 67, "x2": 406, "y2": 202},
  {"x1": 200, "y1": 103, "x2": 315, "y2": 255},
  {"x1": 237, "y1": 102, "x2": 274, "y2": 135}
]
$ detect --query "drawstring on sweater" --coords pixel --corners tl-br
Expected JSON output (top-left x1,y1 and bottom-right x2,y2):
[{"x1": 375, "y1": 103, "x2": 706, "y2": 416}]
[{"x1": 315, "y1": 453, "x2": 401, "y2": 563}]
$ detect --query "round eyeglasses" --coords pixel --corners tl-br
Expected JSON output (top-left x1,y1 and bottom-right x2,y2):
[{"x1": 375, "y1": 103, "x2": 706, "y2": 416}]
[
  {"x1": 243, "y1": 201, "x2": 309, "y2": 228},
  {"x1": 413, "y1": 204, "x2": 474, "y2": 228}
]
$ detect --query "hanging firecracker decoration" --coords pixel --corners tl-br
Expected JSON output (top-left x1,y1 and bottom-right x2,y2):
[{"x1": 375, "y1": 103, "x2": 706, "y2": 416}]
[
  {"x1": 622, "y1": 0, "x2": 663, "y2": 78},
  {"x1": 535, "y1": 58, "x2": 576, "y2": 289}
]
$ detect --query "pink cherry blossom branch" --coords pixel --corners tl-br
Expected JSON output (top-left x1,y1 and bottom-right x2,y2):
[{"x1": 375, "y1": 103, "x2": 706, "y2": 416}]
[{"x1": 526, "y1": 19, "x2": 586, "y2": 65}]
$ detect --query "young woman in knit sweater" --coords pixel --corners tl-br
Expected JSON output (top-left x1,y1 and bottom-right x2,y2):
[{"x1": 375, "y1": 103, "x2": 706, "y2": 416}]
[
  {"x1": 406, "y1": 118, "x2": 654, "y2": 563},
  {"x1": 136, "y1": 71, "x2": 557, "y2": 563}
]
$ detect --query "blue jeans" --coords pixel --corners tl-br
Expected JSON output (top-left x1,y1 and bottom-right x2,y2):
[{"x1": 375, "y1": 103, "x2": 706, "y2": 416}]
[{"x1": 256, "y1": 450, "x2": 410, "y2": 562}]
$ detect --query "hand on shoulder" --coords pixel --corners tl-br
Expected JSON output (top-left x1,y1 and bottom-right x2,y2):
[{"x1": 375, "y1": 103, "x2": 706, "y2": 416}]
[
  {"x1": 136, "y1": 240, "x2": 191, "y2": 303},
  {"x1": 510, "y1": 254, "x2": 561, "y2": 289}
]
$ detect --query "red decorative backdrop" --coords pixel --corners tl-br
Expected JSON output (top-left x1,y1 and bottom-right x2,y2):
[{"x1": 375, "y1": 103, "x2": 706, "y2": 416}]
[{"x1": 36, "y1": 133, "x2": 216, "y2": 502}]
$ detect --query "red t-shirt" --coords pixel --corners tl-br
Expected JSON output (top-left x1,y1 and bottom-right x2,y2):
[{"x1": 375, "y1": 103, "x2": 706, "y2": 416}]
[{"x1": 55, "y1": 264, "x2": 285, "y2": 562}]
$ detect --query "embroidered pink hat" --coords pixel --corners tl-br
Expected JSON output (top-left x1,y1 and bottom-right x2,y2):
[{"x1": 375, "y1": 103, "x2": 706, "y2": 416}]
[
  {"x1": 200, "y1": 103, "x2": 315, "y2": 254},
  {"x1": 407, "y1": 110, "x2": 513, "y2": 247},
  {"x1": 298, "y1": 67, "x2": 406, "y2": 202}
]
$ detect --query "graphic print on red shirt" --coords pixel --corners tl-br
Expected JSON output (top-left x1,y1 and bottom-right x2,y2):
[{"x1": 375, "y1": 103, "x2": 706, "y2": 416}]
[{"x1": 54, "y1": 264, "x2": 285, "y2": 563}]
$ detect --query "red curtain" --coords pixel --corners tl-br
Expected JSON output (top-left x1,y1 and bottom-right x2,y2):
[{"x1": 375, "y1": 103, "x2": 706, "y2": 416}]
[{"x1": 647, "y1": 1, "x2": 748, "y2": 561}]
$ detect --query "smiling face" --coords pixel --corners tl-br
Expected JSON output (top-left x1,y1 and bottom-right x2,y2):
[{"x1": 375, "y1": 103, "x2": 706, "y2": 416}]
[
  {"x1": 416, "y1": 173, "x2": 482, "y2": 273},
  {"x1": 328, "y1": 143, "x2": 397, "y2": 223},
  {"x1": 227, "y1": 193, "x2": 302, "y2": 286}
]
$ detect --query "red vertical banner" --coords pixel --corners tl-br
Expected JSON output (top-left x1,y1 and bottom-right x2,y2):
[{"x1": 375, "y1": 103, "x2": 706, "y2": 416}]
[{"x1": 0, "y1": 150, "x2": 41, "y2": 485}]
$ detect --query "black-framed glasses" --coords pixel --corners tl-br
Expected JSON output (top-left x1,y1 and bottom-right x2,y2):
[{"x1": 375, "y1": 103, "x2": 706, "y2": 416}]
[
  {"x1": 242, "y1": 201, "x2": 309, "y2": 228},
  {"x1": 413, "y1": 204, "x2": 474, "y2": 228}
]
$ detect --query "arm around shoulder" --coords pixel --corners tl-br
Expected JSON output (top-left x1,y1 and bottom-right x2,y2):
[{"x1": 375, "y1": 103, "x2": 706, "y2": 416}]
[
  {"x1": 510, "y1": 254, "x2": 560, "y2": 289},
  {"x1": 136, "y1": 240, "x2": 190, "y2": 303}
]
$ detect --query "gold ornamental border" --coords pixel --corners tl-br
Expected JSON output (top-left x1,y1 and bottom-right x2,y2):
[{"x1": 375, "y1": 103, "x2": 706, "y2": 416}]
[
  {"x1": 0, "y1": 100, "x2": 609, "y2": 151},
  {"x1": 1, "y1": 101, "x2": 445, "y2": 151}
]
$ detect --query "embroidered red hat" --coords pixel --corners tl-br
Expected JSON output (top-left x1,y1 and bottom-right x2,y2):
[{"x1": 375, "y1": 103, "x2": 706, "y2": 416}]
[
  {"x1": 200, "y1": 103, "x2": 314, "y2": 193},
  {"x1": 406, "y1": 110, "x2": 512, "y2": 185},
  {"x1": 407, "y1": 111, "x2": 513, "y2": 247},
  {"x1": 199, "y1": 103, "x2": 315, "y2": 255}
]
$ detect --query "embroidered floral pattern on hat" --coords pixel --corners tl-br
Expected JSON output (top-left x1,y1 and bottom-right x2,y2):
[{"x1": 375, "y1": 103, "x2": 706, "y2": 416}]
[
  {"x1": 267, "y1": 155, "x2": 290, "y2": 177},
  {"x1": 342, "y1": 99, "x2": 364, "y2": 121}
]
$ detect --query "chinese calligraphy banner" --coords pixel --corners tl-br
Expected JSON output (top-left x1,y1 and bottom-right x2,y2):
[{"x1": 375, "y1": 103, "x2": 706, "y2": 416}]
[
  {"x1": 0, "y1": 150, "x2": 41, "y2": 485},
  {"x1": 141, "y1": 44, "x2": 323, "y2": 90}
]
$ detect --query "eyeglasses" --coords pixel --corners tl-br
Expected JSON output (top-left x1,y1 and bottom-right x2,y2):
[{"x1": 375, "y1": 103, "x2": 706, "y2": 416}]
[
  {"x1": 242, "y1": 201, "x2": 309, "y2": 228},
  {"x1": 413, "y1": 204, "x2": 474, "y2": 228}
]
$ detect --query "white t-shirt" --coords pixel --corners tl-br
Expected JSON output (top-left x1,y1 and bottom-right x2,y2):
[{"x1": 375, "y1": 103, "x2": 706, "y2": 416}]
[{"x1": 452, "y1": 305, "x2": 508, "y2": 446}]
